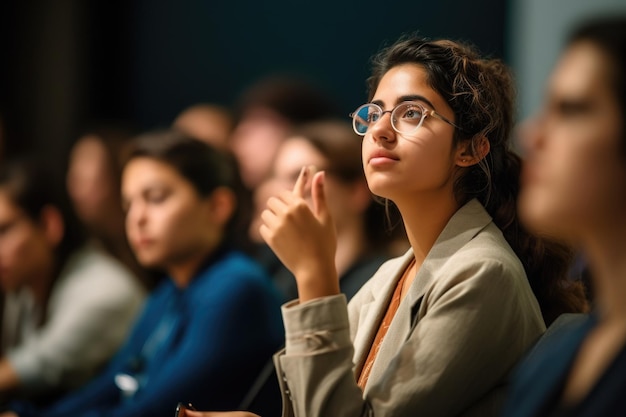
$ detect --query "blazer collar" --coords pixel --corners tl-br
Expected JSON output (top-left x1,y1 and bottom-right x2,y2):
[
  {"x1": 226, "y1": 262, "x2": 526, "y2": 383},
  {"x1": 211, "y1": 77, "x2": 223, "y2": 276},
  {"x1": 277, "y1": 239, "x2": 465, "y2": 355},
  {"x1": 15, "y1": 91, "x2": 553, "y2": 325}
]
[
  {"x1": 368, "y1": 199, "x2": 492, "y2": 305},
  {"x1": 360, "y1": 199, "x2": 493, "y2": 391}
]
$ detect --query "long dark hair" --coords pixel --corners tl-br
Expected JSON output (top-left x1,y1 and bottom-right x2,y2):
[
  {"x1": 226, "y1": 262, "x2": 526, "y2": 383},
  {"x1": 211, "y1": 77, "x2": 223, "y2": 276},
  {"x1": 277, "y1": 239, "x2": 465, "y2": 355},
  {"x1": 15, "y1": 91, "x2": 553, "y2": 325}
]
[
  {"x1": 367, "y1": 36, "x2": 588, "y2": 325},
  {"x1": 124, "y1": 130, "x2": 252, "y2": 252}
]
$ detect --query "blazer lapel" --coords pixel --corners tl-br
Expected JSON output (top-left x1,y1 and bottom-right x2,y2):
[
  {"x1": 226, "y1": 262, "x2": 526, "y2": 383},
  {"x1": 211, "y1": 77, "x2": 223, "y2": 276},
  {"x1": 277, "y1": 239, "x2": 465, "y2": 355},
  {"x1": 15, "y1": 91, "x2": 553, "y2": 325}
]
[
  {"x1": 363, "y1": 199, "x2": 493, "y2": 392},
  {"x1": 351, "y1": 250, "x2": 415, "y2": 376}
]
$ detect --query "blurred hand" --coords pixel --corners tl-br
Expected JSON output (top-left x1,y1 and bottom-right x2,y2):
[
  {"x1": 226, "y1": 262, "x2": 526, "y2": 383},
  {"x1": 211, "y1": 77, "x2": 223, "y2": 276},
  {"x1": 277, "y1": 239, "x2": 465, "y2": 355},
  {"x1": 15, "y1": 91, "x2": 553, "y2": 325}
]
[
  {"x1": 259, "y1": 166, "x2": 339, "y2": 302},
  {"x1": 0, "y1": 412, "x2": 19, "y2": 417}
]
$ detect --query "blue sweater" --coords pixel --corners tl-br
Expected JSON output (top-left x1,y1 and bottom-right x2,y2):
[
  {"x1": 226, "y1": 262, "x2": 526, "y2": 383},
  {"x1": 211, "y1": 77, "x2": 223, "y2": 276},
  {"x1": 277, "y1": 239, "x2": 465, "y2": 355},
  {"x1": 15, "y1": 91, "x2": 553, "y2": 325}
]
[{"x1": 12, "y1": 249, "x2": 284, "y2": 417}]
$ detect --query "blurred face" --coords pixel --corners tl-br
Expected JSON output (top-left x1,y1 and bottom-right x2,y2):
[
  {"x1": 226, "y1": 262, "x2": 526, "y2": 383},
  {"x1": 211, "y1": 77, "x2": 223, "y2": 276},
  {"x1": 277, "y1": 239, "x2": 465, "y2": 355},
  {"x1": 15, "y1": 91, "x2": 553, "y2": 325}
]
[
  {"x1": 230, "y1": 108, "x2": 290, "y2": 190},
  {"x1": 67, "y1": 135, "x2": 117, "y2": 227},
  {"x1": 362, "y1": 64, "x2": 459, "y2": 204},
  {"x1": 519, "y1": 41, "x2": 626, "y2": 242},
  {"x1": 0, "y1": 190, "x2": 51, "y2": 292},
  {"x1": 271, "y1": 137, "x2": 357, "y2": 226},
  {"x1": 173, "y1": 106, "x2": 233, "y2": 149},
  {"x1": 122, "y1": 158, "x2": 215, "y2": 271}
]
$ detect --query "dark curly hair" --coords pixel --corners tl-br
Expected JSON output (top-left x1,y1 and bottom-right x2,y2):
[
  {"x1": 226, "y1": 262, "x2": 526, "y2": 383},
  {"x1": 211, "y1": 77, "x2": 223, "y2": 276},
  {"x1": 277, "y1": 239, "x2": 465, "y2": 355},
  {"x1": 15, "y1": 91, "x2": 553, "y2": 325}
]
[{"x1": 366, "y1": 36, "x2": 589, "y2": 325}]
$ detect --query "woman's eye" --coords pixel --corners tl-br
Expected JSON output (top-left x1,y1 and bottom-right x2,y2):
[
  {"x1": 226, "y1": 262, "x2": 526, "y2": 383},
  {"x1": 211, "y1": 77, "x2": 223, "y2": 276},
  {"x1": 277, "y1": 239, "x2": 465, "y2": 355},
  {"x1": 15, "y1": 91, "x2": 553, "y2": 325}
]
[
  {"x1": 402, "y1": 108, "x2": 422, "y2": 120},
  {"x1": 558, "y1": 100, "x2": 592, "y2": 117},
  {"x1": 146, "y1": 190, "x2": 169, "y2": 204},
  {"x1": 368, "y1": 112, "x2": 381, "y2": 123}
]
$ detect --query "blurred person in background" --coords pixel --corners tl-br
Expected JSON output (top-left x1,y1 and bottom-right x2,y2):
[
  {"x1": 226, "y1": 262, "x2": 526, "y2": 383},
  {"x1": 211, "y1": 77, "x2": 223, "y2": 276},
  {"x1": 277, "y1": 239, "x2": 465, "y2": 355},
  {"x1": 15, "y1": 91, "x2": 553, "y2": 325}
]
[
  {"x1": 502, "y1": 15, "x2": 626, "y2": 417},
  {"x1": 229, "y1": 75, "x2": 339, "y2": 192},
  {"x1": 3, "y1": 131, "x2": 284, "y2": 417},
  {"x1": 173, "y1": 103, "x2": 234, "y2": 150},
  {"x1": 252, "y1": 119, "x2": 404, "y2": 302},
  {"x1": 0, "y1": 157, "x2": 145, "y2": 405},
  {"x1": 66, "y1": 125, "x2": 154, "y2": 289}
]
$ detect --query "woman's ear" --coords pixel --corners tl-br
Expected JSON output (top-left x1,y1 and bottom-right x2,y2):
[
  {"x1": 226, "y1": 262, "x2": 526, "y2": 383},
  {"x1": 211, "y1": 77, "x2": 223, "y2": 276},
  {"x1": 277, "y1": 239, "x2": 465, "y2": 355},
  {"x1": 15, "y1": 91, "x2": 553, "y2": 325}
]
[
  {"x1": 207, "y1": 187, "x2": 237, "y2": 227},
  {"x1": 456, "y1": 135, "x2": 490, "y2": 167},
  {"x1": 39, "y1": 205, "x2": 64, "y2": 247}
]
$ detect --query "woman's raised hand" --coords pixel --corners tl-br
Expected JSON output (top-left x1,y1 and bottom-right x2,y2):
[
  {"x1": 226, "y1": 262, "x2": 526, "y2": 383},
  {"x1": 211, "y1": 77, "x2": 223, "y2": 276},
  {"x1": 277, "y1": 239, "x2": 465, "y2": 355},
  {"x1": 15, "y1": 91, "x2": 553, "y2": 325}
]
[{"x1": 259, "y1": 166, "x2": 339, "y2": 302}]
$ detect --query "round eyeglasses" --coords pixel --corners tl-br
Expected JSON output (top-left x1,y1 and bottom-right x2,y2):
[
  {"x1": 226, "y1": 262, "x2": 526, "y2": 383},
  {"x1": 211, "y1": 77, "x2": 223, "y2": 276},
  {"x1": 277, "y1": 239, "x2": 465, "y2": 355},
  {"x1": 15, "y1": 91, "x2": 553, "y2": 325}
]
[{"x1": 350, "y1": 101, "x2": 462, "y2": 136}]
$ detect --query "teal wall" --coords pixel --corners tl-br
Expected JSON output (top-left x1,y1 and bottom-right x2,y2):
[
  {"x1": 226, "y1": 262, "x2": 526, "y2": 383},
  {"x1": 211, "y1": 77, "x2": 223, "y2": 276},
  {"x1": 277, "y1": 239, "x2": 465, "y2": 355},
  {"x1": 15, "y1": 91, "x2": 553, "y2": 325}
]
[
  {"x1": 129, "y1": 0, "x2": 508, "y2": 128},
  {"x1": 0, "y1": 0, "x2": 508, "y2": 163},
  {"x1": 508, "y1": 0, "x2": 626, "y2": 121}
]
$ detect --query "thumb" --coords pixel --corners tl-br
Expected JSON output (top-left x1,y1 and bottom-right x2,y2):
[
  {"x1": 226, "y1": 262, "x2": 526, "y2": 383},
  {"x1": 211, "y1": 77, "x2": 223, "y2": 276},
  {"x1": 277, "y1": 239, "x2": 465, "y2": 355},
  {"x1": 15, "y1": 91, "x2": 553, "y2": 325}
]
[{"x1": 311, "y1": 171, "x2": 330, "y2": 221}]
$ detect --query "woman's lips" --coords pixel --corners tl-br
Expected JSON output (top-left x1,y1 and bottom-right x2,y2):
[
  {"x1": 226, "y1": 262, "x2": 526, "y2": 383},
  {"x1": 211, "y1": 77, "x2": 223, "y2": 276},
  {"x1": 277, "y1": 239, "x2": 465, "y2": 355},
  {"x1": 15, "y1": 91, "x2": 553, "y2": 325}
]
[
  {"x1": 133, "y1": 237, "x2": 154, "y2": 249},
  {"x1": 368, "y1": 150, "x2": 399, "y2": 167}
]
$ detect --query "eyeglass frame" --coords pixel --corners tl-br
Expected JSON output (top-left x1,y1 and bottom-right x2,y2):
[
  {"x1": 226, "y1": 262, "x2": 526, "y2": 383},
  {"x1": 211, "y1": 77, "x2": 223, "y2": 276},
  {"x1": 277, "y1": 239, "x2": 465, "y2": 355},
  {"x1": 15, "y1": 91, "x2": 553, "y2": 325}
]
[{"x1": 349, "y1": 101, "x2": 463, "y2": 137}]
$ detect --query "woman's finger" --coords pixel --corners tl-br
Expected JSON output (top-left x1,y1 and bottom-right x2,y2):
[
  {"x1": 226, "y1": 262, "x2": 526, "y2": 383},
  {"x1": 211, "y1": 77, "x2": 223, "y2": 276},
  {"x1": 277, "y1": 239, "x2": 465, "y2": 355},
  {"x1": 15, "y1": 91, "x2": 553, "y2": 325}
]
[{"x1": 292, "y1": 165, "x2": 309, "y2": 199}]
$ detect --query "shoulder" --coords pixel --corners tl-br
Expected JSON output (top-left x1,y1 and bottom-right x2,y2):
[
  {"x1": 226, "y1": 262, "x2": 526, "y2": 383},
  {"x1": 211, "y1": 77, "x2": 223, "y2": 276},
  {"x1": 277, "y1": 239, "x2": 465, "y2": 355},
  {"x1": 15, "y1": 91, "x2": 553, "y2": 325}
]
[
  {"x1": 418, "y1": 221, "x2": 539, "y2": 323},
  {"x1": 440, "y1": 222, "x2": 526, "y2": 287},
  {"x1": 193, "y1": 250, "x2": 277, "y2": 298},
  {"x1": 60, "y1": 245, "x2": 141, "y2": 287},
  {"x1": 522, "y1": 314, "x2": 593, "y2": 372},
  {"x1": 201, "y1": 251, "x2": 269, "y2": 283},
  {"x1": 52, "y1": 246, "x2": 145, "y2": 302},
  {"x1": 504, "y1": 315, "x2": 594, "y2": 416}
]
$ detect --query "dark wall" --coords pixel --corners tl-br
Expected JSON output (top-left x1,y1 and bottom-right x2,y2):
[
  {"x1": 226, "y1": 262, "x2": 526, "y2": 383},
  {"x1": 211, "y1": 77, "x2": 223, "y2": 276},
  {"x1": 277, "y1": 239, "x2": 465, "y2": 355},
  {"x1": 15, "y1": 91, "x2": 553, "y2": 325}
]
[
  {"x1": 0, "y1": 0, "x2": 507, "y2": 167},
  {"x1": 130, "y1": 0, "x2": 508, "y2": 127}
]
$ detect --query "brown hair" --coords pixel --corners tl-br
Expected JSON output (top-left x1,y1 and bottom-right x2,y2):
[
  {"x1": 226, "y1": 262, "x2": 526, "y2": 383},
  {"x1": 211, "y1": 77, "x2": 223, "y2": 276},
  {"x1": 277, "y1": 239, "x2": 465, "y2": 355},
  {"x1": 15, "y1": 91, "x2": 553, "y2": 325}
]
[{"x1": 367, "y1": 36, "x2": 588, "y2": 325}]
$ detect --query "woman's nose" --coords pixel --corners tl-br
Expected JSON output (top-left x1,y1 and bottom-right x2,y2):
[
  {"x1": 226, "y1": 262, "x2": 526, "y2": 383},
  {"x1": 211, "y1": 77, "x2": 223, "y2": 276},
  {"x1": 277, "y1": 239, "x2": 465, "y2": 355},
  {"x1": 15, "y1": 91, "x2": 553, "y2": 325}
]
[
  {"x1": 368, "y1": 112, "x2": 396, "y2": 143},
  {"x1": 126, "y1": 202, "x2": 146, "y2": 226}
]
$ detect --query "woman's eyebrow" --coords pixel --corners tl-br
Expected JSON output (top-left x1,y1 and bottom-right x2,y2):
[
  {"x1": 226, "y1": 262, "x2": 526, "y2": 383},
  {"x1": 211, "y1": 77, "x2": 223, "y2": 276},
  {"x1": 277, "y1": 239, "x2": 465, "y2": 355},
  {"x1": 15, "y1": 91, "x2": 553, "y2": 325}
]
[
  {"x1": 370, "y1": 95, "x2": 438, "y2": 110},
  {"x1": 397, "y1": 95, "x2": 437, "y2": 109}
]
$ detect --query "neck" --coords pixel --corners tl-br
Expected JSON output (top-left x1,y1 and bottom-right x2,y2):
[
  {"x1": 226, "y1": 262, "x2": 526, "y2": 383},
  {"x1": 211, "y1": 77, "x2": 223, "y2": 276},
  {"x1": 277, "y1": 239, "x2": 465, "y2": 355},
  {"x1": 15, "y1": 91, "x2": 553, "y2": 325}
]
[
  {"x1": 168, "y1": 244, "x2": 221, "y2": 288},
  {"x1": 583, "y1": 219, "x2": 626, "y2": 321},
  {"x1": 395, "y1": 192, "x2": 459, "y2": 265}
]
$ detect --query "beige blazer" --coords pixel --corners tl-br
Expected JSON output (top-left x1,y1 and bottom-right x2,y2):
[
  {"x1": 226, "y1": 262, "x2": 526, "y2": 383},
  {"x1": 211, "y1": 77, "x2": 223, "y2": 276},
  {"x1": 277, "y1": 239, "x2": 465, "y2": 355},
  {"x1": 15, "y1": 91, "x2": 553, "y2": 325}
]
[{"x1": 275, "y1": 199, "x2": 546, "y2": 417}]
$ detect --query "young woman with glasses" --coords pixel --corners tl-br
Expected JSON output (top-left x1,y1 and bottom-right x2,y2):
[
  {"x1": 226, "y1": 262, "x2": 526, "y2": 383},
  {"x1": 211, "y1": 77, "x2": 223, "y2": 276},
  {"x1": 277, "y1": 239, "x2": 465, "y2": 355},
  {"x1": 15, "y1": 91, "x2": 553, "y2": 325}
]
[{"x1": 182, "y1": 35, "x2": 588, "y2": 417}]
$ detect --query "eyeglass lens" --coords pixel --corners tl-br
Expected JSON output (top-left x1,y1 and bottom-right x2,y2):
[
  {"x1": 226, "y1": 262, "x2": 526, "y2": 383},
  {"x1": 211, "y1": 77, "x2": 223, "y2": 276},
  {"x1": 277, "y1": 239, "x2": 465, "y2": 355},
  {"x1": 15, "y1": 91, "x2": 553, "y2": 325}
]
[{"x1": 352, "y1": 103, "x2": 426, "y2": 135}]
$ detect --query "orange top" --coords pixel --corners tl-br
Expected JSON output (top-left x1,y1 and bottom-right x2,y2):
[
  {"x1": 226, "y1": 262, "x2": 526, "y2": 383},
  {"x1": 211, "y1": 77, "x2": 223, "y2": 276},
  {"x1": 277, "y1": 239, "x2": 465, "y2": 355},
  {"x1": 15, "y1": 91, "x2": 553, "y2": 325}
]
[{"x1": 357, "y1": 258, "x2": 415, "y2": 389}]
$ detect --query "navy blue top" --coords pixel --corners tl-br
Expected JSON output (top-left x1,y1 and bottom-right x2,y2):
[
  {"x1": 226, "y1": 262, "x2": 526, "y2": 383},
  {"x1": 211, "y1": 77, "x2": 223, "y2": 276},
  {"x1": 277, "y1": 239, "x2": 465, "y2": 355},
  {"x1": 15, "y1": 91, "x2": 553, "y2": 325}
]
[
  {"x1": 10, "y1": 249, "x2": 284, "y2": 417},
  {"x1": 502, "y1": 313, "x2": 626, "y2": 417}
]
